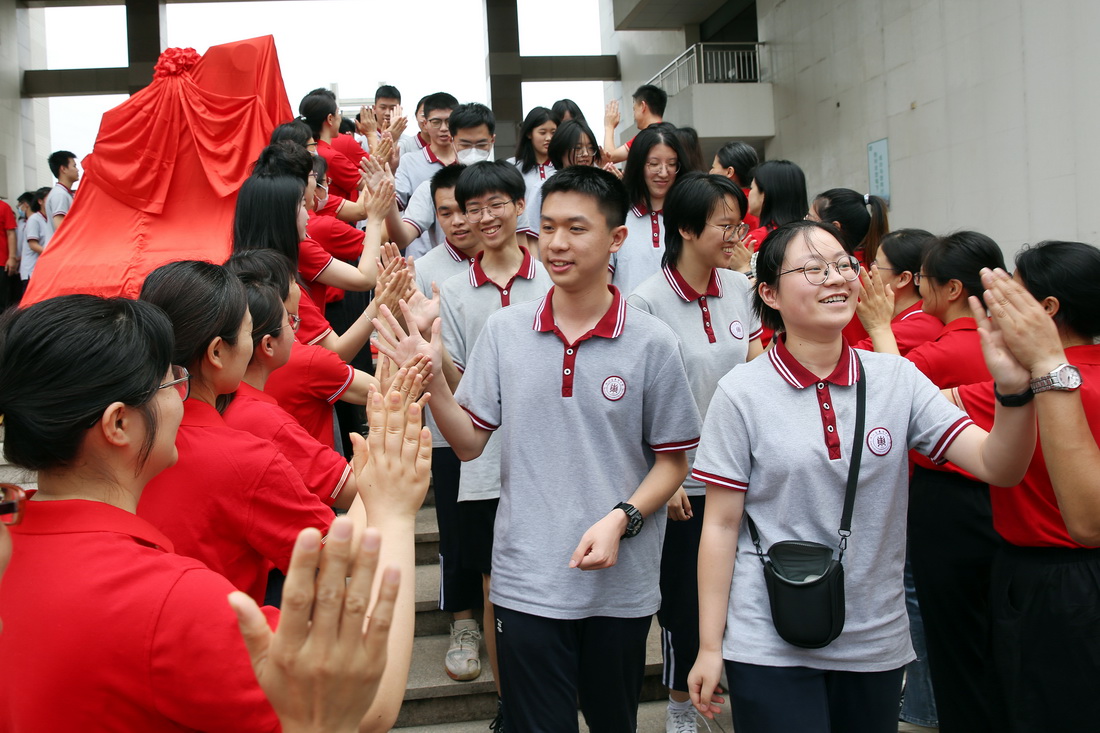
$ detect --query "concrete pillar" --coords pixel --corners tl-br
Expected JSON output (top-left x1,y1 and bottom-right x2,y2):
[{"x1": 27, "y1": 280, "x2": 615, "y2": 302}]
[
  {"x1": 125, "y1": 0, "x2": 166, "y2": 94},
  {"x1": 484, "y1": 0, "x2": 522, "y2": 153}
]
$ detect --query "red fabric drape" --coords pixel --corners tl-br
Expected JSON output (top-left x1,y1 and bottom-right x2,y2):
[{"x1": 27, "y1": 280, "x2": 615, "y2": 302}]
[{"x1": 23, "y1": 36, "x2": 293, "y2": 304}]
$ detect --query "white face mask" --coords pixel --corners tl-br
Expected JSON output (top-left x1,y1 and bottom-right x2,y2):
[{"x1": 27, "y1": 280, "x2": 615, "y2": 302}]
[{"x1": 456, "y1": 147, "x2": 492, "y2": 165}]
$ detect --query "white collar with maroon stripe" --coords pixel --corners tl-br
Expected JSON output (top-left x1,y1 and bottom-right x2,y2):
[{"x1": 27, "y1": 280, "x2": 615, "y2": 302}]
[
  {"x1": 663, "y1": 265, "x2": 723, "y2": 301},
  {"x1": 768, "y1": 334, "x2": 860, "y2": 389}
]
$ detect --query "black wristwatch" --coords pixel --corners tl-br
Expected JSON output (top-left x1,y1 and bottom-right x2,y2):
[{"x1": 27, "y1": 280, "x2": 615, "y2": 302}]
[
  {"x1": 994, "y1": 384, "x2": 1034, "y2": 407},
  {"x1": 615, "y1": 502, "x2": 643, "y2": 539}
]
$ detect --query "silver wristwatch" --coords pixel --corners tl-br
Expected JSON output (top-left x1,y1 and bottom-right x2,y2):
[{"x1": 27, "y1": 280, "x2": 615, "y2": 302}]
[{"x1": 1029, "y1": 363, "x2": 1082, "y2": 394}]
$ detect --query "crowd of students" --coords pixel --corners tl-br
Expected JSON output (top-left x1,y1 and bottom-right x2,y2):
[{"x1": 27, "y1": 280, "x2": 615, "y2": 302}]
[{"x1": 0, "y1": 80, "x2": 1096, "y2": 733}]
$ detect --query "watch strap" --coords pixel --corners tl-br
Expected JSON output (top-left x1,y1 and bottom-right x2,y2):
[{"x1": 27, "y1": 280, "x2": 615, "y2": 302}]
[{"x1": 994, "y1": 384, "x2": 1034, "y2": 407}]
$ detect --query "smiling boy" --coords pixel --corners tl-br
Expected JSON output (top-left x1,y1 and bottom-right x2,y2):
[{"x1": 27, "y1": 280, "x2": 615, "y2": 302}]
[{"x1": 378, "y1": 165, "x2": 700, "y2": 732}]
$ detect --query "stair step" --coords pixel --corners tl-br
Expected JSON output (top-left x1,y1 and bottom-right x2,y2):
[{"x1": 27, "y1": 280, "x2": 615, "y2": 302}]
[
  {"x1": 395, "y1": 617, "x2": 672, "y2": 728},
  {"x1": 414, "y1": 506, "x2": 439, "y2": 566},
  {"x1": 413, "y1": 564, "x2": 453, "y2": 637},
  {"x1": 392, "y1": 695, "x2": 738, "y2": 732}
]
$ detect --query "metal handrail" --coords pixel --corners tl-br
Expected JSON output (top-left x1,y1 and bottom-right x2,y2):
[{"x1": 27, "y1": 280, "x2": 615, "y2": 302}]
[{"x1": 647, "y1": 43, "x2": 765, "y2": 96}]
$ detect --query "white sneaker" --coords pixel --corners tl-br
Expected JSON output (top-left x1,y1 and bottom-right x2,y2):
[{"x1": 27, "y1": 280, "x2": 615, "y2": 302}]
[
  {"x1": 666, "y1": 705, "x2": 699, "y2": 733},
  {"x1": 445, "y1": 619, "x2": 482, "y2": 681}
]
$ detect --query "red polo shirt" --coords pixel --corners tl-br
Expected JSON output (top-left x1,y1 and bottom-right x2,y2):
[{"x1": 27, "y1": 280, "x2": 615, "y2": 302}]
[
  {"x1": 138, "y1": 399, "x2": 334, "y2": 602},
  {"x1": 907, "y1": 317, "x2": 988, "y2": 476},
  {"x1": 298, "y1": 237, "x2": 334, "y2": 310},
  {"x1": 746, "y1": 223, "x2": 775, "y2": 252},
  {"x1": 316, "y1": 193, "x2": 346, "y2": 219},
  {"x1": 906, "y1": 317, "x2": 988, "y2": 388},
  {"x1": 225, "y1": 382, "x2": 351, "y2": 505},
  {"x1": 265, "y1": 340, "x2": 355, "y2": 448},
  {"x1": 0, "y1": 499, "x2": 280, "y2": 731},
  {"x1": 853, "y1": 300, "x2": 943, "y2": 356},
  {"x1": 296, "y1": 294, "x2": 332, "y2": 345},
  {"x1": 316, "y1": 138, "x2": 360, "y2": 201},
  {"x1": 330, "y1": 131, "x2": 367, "y2": 170},
  {"x1": 955, "y1": 344, "x2": 1100, "y2": 548},
  {"x1": 740, "y1": 188, "x2": 759, "y2": 232},
  {"x1": 306, "y1": 211, "x2": 364, "y2": 261},
  {"x1": 0, "y1": 200, "x2": 14, "y2": 232}
]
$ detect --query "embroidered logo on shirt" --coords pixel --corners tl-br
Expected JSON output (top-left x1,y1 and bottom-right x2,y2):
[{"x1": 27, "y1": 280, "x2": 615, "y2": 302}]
[
  {"x1": 729, "y1": 320, "x2": 745, "y2": 339},
  {"x1": 867, "y1": 427, "x2": 892, "y2": 456},
  {"x1": 602, "y1": 376, "x2": 626, "y2": 401}
]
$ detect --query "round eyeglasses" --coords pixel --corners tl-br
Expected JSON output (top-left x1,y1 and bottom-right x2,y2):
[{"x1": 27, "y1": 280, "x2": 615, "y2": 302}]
[
  {"x1": 708, "y1": 221, "x2": 750, "y2": 242},
  {"x1": 780, "y1": 256, "x2": 861, "y2": 285},
  {"x1": 157, "y1": 365, "x2": 191, "y2": 401}
]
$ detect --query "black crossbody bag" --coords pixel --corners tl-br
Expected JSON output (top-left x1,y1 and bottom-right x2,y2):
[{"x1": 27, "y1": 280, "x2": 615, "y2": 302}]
[{"x1": 745, "y1": 354, "x2": 865, "y2": 649}]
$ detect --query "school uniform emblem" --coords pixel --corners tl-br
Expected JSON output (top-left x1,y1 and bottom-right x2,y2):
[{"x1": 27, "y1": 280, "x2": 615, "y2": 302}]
[
  {"x1": 729, "y1": 320, "x2": 745, "y2": 339},
  {"x1": 867, "y1": 427, "x2": 892, "y2": 456},
  {"x1": 602, "y1": 376, "x2": 626, "y2": 401}
]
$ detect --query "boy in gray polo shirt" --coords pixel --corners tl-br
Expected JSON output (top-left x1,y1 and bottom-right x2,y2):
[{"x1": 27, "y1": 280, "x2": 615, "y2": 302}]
[
  {"x1": 375, "y1": 166, "x2": 700, "y2": 732},
  {"x1": 394, "y1": 93, "x2": 457, "y2": 208},
  {"x1": 45, "y1": 150, "x2": 79, "y2": 235},
  {"x1": 411, "y1": 164, "x2": 486, "y2": 683}
]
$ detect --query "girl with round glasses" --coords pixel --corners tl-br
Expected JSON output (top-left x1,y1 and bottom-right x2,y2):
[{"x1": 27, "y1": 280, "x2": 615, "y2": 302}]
[
  {"x1": 627, "y1": 172, "x2": 764, "y2": 732},
  {"x1": 687, "y1": 220, "x2": 1036, "y2": 733},
  {"x1": 546, "y1": 118, "x2": 602, "y2": 171},
  {"x1": 612, "y1": 124, "x2": 690, "y2": 296}
]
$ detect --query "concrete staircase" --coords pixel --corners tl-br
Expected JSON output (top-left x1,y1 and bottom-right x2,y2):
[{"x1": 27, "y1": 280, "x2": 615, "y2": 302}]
[{"x1": 392, "y1": 495, "x2": 738, "y2": 732}]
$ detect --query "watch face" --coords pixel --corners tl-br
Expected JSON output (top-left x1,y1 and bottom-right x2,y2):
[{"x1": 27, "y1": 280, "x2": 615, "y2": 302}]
[{"x1": 1059, "y1": 365, "x2": 1083, "y2": 389}]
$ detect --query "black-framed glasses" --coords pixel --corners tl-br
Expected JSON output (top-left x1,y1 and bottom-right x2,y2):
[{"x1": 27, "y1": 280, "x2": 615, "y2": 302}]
[
  {"x1": 426, "y1": 117, "x2": 450, "y2": 129},
  {"x1": 465, "y1": 200, "x2": 514, "y2": 222},
  {"x1": 572, "y1": 145, "x2": 597, "y2": 155},
  {"x1": 780, "y1": 255, "x2": 861, "y2": 285},
  {"x1": 708, "y1": 221, "x2": 750, "y2": 242},
  {"x1": 0, "y1": 483, "x2": 26, "y2": 526},
  {"x1": 158, "y1": 365, "x2": 191, "y2": 401}
]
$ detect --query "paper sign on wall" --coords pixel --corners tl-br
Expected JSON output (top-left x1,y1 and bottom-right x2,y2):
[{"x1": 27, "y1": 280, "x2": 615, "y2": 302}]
[{"x1": 867, "y1": 138, "x2": 890, "y2": 205}]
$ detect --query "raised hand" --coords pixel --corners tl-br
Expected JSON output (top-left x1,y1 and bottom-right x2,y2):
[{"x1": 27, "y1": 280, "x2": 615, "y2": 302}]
[
  {"x1": 855, "y1": 263, "x2": 895, "y2": 334},
  {"x1": 977, "y1": 267, "x2": 1065, "y2": 378},
  {"x1": 604, "y1": 100, "x2": 621, "y2": 129},
  {"x1": 228, "y1": 520, "x2": 399, "y2": 733}
]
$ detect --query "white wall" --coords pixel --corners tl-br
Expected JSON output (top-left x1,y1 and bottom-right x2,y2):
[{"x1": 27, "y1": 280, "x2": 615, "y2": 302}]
[
  {"x1": 0, "y1": 6, "x2": 50, "y2": 201},
  {"x1": 758, "y1": 0, "x2": 1100, "y2": 257}
]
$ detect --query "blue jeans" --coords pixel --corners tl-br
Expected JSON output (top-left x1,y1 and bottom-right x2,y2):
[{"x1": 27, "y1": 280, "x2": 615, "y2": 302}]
[{"x1": 900, "y1": 554, "x2": 938, "y2": 727}]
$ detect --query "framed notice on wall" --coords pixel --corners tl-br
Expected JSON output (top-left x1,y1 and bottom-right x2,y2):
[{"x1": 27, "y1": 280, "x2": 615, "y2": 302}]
[{"x1": 867, "y1": 138, "x2": 890, "y2": 205}]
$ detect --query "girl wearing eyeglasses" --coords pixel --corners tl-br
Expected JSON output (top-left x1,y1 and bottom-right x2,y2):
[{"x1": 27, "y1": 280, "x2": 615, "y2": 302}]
[
  {"x1": 687, "y1": 221, "x2": 1035, "y2": 733},
  {"x1": 857, "y1": 231, "x2": 1010, "y2": 732},
  {"x1": 627, "y1": 172, "x2": 764, "y2": 732},
  {"x1": 611, "y1": 124, "x2": 689, "y2": 296},
  {"x1": 0, "y1": 293, "x2": 430, "y2": 732}
]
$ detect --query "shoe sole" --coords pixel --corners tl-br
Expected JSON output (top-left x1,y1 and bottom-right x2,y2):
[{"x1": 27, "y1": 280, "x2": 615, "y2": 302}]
[{"x1": 445, "y1": 666, "x2": 483, "y2": 681}]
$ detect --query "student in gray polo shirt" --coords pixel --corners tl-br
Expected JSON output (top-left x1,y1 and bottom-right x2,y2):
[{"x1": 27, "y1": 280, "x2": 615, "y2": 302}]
[
  {"x1": 410, "y1": 164, "x2": 487, "y2": 683},
  {"x1": 439, "y1": 161, "x2": 552, "y2": 714},
  {"x1": 375, "y1": 166, "x2": 700, "y2": 733},
  {"x1": 627, "y1": 172, "x2": 762, "y2": 733},
  {"x1": 394, "y1": 93, "x2": 457, "y2": 208},
  {"x1": 45, "y1": 150, "x2": 79, "y2": 235},
  {"x1": 687, "y1": 220, "x2": 1039, "y2": 733}
]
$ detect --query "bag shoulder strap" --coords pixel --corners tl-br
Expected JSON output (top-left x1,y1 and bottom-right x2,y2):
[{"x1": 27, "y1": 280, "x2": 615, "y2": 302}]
[{"x1": 746, "y1": 350, "x2": 866, "y2": 561}]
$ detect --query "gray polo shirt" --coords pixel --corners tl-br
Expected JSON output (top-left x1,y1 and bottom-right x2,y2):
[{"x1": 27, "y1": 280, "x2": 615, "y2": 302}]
[
  {"x1": 44, "y1": 183, "x2": 73, "y2": 234},
  {"x1": 441, "y1": 248, "x2": 552, "y2": 502},
  {"x1": 414, "y1": 240, "x2": 477, "y2": 448},
  {"x1": 402, "y1": 180, "x2": 445, "y2": 252},
  {"x1": 395, "y1": 146, "x2": 445, "y2": 208},
  {"x1": 398, "y1": 132, "x2": 426, "y2": 159},
  {"x1": 611, "y1": 205, "x2": 665, "y2": 296},
  {"x1": 629, "y1": 266, "x2": 762, "y2": 495},
  {"x1": 509, "y1": 158, "x2": 554, "y2": 238},
  {"x1": 692, "y1": 337, "x2": 975, "y2": 671},
  {"x1": 456, "y1": 287, "x2": 701, "y2": 619}
]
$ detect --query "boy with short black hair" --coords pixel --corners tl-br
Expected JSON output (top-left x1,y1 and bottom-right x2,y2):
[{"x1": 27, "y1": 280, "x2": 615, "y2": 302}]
[
  {"x1": 409, "y1": 163, "x2": 487, "y2": 683},
  {"x1": 395, "y1": 92, "x2": 458, "y2": 208},
  {"x1": 45, "y1": 150, "x2": 79, "y2": 234},
  {"x1": 603, "y1": 84, "x2": 669, "y2": 164},
  {"x1": 438, "y1": 160, "x2": 551, "y2": 712},
  {"x1": 399, "y1": 95, "x2": 431, "y2": 159},
  {"x1": 376, "y1": 165, "x2": 700, "y2": 733}
]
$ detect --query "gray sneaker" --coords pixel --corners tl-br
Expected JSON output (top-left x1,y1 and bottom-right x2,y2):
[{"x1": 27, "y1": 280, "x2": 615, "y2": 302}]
[
  {"x1": 666, "y1": 705, "x2": 702, "y2": 733},
  {"x1": 445, "y1": 619, "x2": 482, "y2": 681}
]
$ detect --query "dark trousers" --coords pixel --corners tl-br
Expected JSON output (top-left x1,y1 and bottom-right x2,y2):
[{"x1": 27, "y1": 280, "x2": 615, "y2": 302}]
[
  {"x1": 908, "y1": 466, "x2": 1004, "y2": 733},
  {"x1": 326, "y1": 289, "x2": 373, "y2": 458},
  {"x1": 657, "y1": 493, "x2": 704, "y2": 692},
  {"x1": 494, "y1": 605, "x2": 651, "y2": 733},
  {"x1": 724, "y1": 661, "x2": 904, "y2": 733},
  {"x1": 431, "y1": 447, "x2": 481, "y2": 612},
  {"x1": 992, "y1": 543, "x2": 1100, "y2": 733}
]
